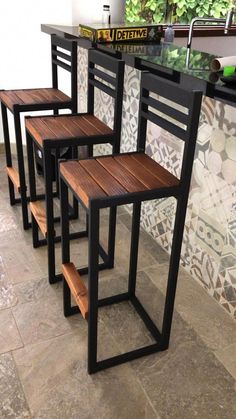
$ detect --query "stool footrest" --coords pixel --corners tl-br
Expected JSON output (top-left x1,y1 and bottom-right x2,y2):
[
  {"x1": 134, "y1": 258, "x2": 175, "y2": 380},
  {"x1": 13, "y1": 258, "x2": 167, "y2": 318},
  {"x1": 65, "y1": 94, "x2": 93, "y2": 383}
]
[
  {"x1": 62, "y1": 262, "x2": 88, "y2": 320},
  {"x1": 29, "y1": 201, "x2": 48, "y2": 237},
  {"x1": 6, "y1": 166, "x2": 21, "y2": 192}
]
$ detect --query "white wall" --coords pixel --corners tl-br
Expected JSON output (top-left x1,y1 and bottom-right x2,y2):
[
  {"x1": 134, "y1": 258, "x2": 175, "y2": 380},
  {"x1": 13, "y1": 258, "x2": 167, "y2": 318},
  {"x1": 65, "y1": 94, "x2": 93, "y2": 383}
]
[
  {"x1": 72, "y1": 0, "x2": 126, "y2": 25},
  {"x1": 175, "y1": 36, "x2": 236, "y2": 56},
  {"x1": 0, "y1": 0, "x2": 73, "y2": 144}
]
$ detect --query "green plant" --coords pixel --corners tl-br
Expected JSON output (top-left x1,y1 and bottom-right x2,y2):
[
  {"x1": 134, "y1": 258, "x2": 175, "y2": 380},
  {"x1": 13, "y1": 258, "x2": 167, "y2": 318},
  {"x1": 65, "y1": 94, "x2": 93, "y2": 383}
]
[{"x1": 125, "y1": 0, "x2": 233, "y2": 24}]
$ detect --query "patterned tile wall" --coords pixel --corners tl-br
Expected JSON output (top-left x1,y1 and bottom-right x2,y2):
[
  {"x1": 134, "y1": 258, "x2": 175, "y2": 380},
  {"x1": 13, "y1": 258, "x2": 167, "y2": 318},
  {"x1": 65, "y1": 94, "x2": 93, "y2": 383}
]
[{"x1": 77, "y1": 46, "x2": 236, "y2": 319}]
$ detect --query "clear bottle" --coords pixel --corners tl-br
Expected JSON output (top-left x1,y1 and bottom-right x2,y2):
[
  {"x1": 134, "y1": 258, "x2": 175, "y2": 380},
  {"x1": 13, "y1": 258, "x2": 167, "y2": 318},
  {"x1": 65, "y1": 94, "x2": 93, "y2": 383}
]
[
  {"x1": 164, "y1": 24, "x2": 175, "y2": 43},
  {"x1": 102, "y1": 5, "x2": 111, "y2": 25}
]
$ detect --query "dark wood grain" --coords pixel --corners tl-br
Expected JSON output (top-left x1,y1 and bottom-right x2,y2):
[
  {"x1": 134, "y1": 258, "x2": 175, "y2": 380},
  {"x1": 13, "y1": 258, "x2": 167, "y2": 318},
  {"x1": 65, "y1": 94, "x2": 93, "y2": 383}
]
[
  {"x1": 131, "y1": 153, "x2": 179, "y2": 187},
  {"x1": 97, "y1": 156, "x2": 148, "y2": 193},
  {"x1": 82, "y1": 115, "x2": 112, "y2": 135},
  {"x1": 80, "y1": 158, "x2": 127, "y2": 196},
  {"x1": 114, "y1": 154, "x2": 168, "y2": 189},
  {"x1": 0, "y1": 88, "x2": 70, "y2": 112},
  {"x1": 60, "y1": 160, "x2": 106, "y2": 207},
  {"x1": 26, "y1": 118, "x2": 58, "y2": 146}
]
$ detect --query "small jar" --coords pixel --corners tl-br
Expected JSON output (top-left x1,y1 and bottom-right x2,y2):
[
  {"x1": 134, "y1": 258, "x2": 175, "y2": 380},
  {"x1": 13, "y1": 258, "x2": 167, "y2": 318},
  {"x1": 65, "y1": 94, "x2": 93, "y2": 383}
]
[
  {"x1": 102, "y1": 5, "x2": 111, "y2": 25},
  {"x1": 164, "y1": 24, "x2": 175, "y2": 43}
]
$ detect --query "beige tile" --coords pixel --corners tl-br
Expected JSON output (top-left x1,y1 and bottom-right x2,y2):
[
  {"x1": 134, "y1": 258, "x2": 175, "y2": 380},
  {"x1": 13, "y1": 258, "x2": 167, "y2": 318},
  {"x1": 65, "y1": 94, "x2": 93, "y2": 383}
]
[
  {"x1": 12, "y1": 297, "x2": 80, "y2": 346},
  {"x1": 0, "y1": 309, "x2": 23, "y2": 354},
  {"x1": 215, "y1": 342, "x2": 236, "y2": 380},
  {"x1": 13, "y1": 329, "x2": 155, "y2": 418},
  {"x1": 0, "y1": 256, "x2": 18, "y2": 310},
  {"x1": 144, "y1": 264, "x2": 236, "y2": 351},
  {"x1": 0, "y1": 352, "x2": 31, "y2": 418},
  {"x1": 0, "y1": 242, "x2": 45, "y2": 284}
]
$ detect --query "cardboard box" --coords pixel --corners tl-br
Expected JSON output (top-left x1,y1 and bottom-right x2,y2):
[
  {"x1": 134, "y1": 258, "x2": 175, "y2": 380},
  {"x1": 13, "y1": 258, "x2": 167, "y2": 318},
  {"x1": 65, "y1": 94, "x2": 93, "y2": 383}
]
[{"x1": 79, "y1": 23, "x2": 163, "y2": 43}]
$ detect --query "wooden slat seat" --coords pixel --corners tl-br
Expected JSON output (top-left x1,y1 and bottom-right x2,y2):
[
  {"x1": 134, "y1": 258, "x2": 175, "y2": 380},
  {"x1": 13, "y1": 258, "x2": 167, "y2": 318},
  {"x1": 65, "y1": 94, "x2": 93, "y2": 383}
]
[
  {"x1": 60, "y1": 153, "x2": 179, "y2": 208},
  {"x1": 25, "y1": 114, "x2": 113, "y2": 147},
  {"x1": 0, "y1": 88, "x2": 71, "y2": 112}
]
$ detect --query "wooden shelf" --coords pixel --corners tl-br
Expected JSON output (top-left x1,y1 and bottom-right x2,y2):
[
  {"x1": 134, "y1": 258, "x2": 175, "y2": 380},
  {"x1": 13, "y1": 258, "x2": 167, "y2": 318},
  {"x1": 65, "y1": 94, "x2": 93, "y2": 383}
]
[
  {"x1": 62, "y1": 262, "x2": 88, "y2": 320},
  {"x1": 6, "y1": 167, "x2": 20, "y2": 191}
]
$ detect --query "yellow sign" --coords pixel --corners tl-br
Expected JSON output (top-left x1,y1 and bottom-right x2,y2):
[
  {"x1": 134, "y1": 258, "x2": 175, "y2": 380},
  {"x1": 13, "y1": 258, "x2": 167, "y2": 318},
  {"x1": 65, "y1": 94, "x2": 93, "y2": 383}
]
[
  {"x1": 79, "y1": 27, "x2": 94, "y2": 40},
  {"x1": 115, "y1": 27, "x2": 148, "y2": 41}
]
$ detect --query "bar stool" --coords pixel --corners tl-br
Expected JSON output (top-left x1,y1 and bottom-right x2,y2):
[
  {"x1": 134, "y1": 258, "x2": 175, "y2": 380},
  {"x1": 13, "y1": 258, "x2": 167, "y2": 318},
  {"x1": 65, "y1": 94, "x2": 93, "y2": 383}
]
[
  {"x1": 25, "y1": 49, "x2": 125, "y2": 284},
  {"x1": 0, "y1": 35, "x2": 77, "y2": 230},
  {"x1": 59, "y1": 72, "x2": 202, "y2": 374}
]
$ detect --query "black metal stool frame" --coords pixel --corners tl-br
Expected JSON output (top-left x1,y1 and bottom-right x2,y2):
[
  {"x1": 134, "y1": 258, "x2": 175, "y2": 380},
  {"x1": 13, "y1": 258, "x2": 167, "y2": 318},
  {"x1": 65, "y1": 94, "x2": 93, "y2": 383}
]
[
  {"x1": 59, "y1": 72, "x2": 202, "y2": 374},
  {"x1": 0, "y1": 34, "x2": 77, "y2": 230},
  {"x1": 26, "y1": 49, "x2": 124, "y2": 284}
]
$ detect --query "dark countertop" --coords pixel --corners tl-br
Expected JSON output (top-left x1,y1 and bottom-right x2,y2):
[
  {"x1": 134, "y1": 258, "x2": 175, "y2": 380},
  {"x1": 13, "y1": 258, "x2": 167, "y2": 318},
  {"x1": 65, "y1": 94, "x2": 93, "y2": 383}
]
[{"x1": 41, "y1": 24, "x2": 236, "y2": 106}]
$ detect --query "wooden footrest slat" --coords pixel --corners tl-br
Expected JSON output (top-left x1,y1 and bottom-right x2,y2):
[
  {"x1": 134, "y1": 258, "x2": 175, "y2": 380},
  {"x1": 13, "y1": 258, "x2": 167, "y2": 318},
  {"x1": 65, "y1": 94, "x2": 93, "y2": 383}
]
[
  {"x1": 62, "y1": 262, "x2": 88, "y2": 320},
  {"x1": 6, "y1": 167, "x2": 20, "y2": 191},
  {"x1": 29, "y1": 201, "x2": 47, "y2": 237}
]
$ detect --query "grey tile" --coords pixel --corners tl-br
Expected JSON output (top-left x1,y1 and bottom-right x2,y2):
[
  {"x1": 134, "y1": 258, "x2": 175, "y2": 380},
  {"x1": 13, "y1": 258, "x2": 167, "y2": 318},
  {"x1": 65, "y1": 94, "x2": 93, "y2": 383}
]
[
  {"x1": 0, "y1": 352, "x2": 31, "y2": 418},
  {"x1": 215, "y1": 342, "x2": 236, "y2": 380},
  {"x1": 13, "y1": 328, "x2": 154, "y2": 419},
  {"x1": 0, "y1": 240, "x2": 44, "y2": 285},
  {"x1": 0, "y1": 309, "x2": 23, "y2": 354},
  {"x1": 0, "y1": 257, "x2": 17, "y2": 310},
  {"x1": 99, "y1": 218, "x2": 158, "y2": 279},
  {"x1": 133, "y1": 338, "x2": 236, "y2": 419},
  {"x1": 12, "y1": 296, "x2": 80, "y2": 346},
  {"x1": 144, "y1": 264, "x2": 236, "y2": 351},
  {"x1": 119, "y1": 212, "x2": 170, "y2": 265},
  {"x1": 13, "y1": 276, "x2": 61, "y2": 306}
]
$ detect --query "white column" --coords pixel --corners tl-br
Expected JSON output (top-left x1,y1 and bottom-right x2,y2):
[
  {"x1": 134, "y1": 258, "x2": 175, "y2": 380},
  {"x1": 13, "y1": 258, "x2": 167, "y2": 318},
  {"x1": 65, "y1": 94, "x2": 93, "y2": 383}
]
[{"x1": 72, "y1": 0, "x2": 125, "y2": 25}]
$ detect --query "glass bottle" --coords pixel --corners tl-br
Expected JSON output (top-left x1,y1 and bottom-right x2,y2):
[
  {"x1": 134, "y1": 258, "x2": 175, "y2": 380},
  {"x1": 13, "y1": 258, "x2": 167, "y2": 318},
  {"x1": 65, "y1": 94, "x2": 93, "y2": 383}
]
[
  {"x1": 164, "y1": 24, "x2": 175, "y2": 43},
  {"x1": 102, "y1": 5, "x2": 111, "y2": 25}
]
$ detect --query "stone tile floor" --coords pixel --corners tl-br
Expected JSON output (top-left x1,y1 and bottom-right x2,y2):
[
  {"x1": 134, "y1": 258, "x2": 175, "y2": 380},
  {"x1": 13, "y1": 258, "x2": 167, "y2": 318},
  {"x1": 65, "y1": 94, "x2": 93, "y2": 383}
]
[{"x1": 0, "y1": 153, "x2": 236, "y2": 418}]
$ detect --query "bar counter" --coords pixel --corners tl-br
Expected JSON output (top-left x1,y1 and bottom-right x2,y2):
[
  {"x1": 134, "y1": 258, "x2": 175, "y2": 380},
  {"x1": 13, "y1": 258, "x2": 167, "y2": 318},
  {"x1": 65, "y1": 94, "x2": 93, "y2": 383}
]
[{"x1": 42, "y1": 23, "x2": 236, "y2": 319}]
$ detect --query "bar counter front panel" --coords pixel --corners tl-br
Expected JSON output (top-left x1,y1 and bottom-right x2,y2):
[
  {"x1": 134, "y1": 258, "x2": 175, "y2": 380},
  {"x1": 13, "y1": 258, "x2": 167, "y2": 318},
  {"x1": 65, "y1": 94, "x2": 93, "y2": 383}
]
[{"x1": 42, "y1": 24, "x2": 236, "y2": 319}]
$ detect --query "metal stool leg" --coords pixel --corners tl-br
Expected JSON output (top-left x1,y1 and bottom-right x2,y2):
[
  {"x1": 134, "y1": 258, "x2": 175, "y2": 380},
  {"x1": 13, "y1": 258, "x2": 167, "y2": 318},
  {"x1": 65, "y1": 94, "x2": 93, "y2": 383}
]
[
  {"x1": 161, "y1": 195, "x2": 188, "y2": 350},
  {"x1": 44, "y1": 146, "x2": 56, "y2": 284},
  {"x1": 60, "y1": 176, "x2": 72, "y2": 316},
  {"x1": 88, "y1": 204, "x2": 100, "y2": 374},
  {"x1": 107, "y1": 206, "x2": 117, "y2": 268},
  {"x1": 1, "y1": 103, "x2": 16, "y2": 205},
  {"x1": 14, "y1": 109, "x2": 29, "y2": 229},
  {"x1": 26, "y1": 131, "x2": 40, "y2": 247},
  {"x1": 71, "y1": 146, "x2": 79, "y2": 219},
  {"x1": 128, "y1": 202, "x2": 141, "y2": 297}
]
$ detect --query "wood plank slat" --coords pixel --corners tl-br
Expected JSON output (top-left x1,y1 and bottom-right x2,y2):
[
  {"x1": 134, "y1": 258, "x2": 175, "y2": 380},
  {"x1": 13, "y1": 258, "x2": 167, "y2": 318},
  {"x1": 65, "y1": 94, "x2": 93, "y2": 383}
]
[
  {"x1": 29, "y1": 201, "x2": 47, "y2": 237},
  {"x1": 131, "y1": 153, "x2": 179, "y2": 187},
  {"x1": 0, "y1": 91, "x2": 25, "y2": 111},
  {"x1": 15, "y1": 89, "x2": 71, "y2": 106},
  {"x1": 62, "y1": 262, "x2": 88, "y2": 320},
  {"x1": 39, "y1": 116, "x2": 75, "y2": 140},
  {"x1": 6, "y1": 167, "x2": 20, "y2": 191},
  {"x1": 26, "y1": 118, "x2": 58, "y2": 147},
  {"x1": 97, "y1": 156, "x2": 148, "y2": 193},
  {"x1": 114, "y1": 154, "x2": 169, "y2": 189},
  {"x1": 71, "y1": 116, "x2": 102, "y2": 137},
  {"x1": 40, "y1": 88, "x2": 71, "y2": 102},
  {"x1": 80, "y1": 159, "x2": 127, "y2": 196},
  {"x1": 52, "y1": 115, "x2": 88, "y2": 138},
  {"x1": 15, "y1": 90, "x2": 47, "y2": 105},
  {"x1": 82, "y1": 115, "x2": 113, "y2": 136},
  {"x1": 60, "y1": 161, "x2": 106, "y2": 207}
]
